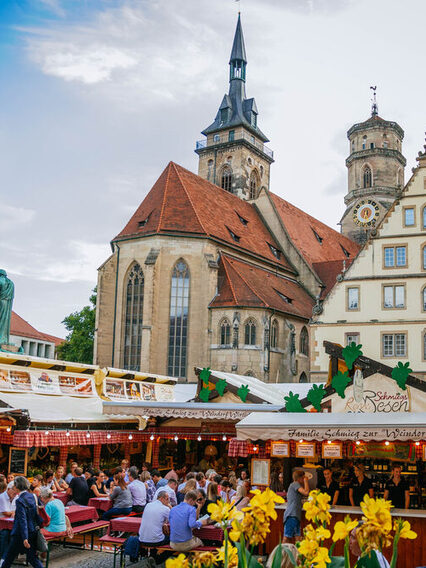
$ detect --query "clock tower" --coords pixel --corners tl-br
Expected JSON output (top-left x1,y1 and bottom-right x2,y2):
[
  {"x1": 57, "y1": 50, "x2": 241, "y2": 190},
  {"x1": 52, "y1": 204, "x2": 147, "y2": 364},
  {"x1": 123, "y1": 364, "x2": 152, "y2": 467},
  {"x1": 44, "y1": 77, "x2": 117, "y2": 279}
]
[{"x1": 340, "y1": 96, "x2": 406, "y2": 244}]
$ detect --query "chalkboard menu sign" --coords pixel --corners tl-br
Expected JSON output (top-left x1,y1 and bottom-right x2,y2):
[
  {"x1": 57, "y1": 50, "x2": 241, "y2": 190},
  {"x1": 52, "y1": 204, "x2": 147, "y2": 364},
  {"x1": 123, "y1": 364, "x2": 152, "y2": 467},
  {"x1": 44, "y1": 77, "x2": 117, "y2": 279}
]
[{"x1": 8, "y1": 447, "x2": 28, "y2": 476}]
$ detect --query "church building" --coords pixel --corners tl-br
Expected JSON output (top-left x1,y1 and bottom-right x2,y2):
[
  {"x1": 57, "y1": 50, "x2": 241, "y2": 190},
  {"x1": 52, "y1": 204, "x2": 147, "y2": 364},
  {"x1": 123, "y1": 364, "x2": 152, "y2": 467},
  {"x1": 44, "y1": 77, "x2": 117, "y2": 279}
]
[{"x1": 94, "y1": 15, "x2": 360, "y2": 383}]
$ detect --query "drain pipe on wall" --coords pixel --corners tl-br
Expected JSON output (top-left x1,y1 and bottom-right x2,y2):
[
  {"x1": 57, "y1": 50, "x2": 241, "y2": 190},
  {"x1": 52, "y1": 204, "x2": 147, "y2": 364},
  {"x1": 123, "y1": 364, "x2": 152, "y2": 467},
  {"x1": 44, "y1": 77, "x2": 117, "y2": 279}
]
[{"x1": 111, "y1": 243, "x2": 120, "y2": 367}]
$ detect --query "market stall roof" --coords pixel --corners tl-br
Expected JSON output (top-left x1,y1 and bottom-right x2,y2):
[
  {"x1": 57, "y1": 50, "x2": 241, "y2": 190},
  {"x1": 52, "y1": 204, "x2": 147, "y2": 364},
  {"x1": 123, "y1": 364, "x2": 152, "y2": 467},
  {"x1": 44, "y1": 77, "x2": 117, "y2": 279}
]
[
  {"x1": 0, "y1": 352, "x2": 176, "y2": 384},
  {"x1": 0, "y1": 392, "x2": 137, "y2": 424},
  {"x1": 236, "y1": 411, "x2": 426, "y2": 441},
  {"x1": 103, "y1": 400, "x2": 283, "y2": 421}
]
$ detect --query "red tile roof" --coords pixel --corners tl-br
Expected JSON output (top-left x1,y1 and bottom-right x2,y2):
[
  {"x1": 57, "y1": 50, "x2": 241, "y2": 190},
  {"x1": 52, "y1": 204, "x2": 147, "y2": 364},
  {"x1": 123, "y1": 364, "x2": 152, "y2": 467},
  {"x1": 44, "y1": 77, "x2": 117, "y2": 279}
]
[
  {"x1": 312, "y1": 260, "x2": 346, "y2": 298},
  {"x1": 10, "y1": 312, "x2": 64, "y2": 346},
  {"x1": 114, "y1": 162, "x2": 294, "y2": 272},
  {"x1": 210, "y1": 255, "x2": 314, "y2": 319},
  {"x1": 269, "y1": 193, "x2": 360, "y2": 269}
]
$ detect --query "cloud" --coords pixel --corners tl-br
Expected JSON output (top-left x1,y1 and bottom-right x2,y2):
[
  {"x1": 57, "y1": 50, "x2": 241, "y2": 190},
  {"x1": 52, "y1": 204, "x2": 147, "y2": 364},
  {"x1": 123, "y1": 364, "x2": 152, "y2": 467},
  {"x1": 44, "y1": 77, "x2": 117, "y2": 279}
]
[
  {"x1": 0, "y1": 205, "x2": 35, "y2": 231},
  {"x1": 323, "y1": 171, "x2": 347, "y2": 195},
  {"x1": 37, "y1": 0, "x2": 66, "y2": 17}
]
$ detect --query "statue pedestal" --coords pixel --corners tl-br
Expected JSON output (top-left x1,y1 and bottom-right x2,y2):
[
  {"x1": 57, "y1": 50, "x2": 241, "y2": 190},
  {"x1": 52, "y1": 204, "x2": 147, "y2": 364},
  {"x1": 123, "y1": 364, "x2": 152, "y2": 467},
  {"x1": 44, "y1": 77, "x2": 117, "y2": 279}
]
[{"x1": 0, "y1": 344, "x2": 22, "y2": 354}]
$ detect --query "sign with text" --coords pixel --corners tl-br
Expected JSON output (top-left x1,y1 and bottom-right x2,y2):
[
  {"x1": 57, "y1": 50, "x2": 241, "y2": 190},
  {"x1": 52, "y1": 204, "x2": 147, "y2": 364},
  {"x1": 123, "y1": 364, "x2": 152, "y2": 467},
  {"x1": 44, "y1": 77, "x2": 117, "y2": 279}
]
[
  {"x1": 348, "y1": 441, "x2": 416, "y2": 463},
  {"x1": 105, "y1": 378, "x2": 174, "y2": 402},
  {"x1": 0, "y1": 366, "x2": 95, "y2": 396},
  {"x1": 251, "y1": 458, "x2": 270, "y2": 486},
  {"x1": 270, "y1": 441, "x2": 290, "y2": 458},
  {"x1": 296, "y1": 442, "x2": 315, "y2": 458},
  {"x1": 322, "y1": 442, "x2": 342, "y2": 459},
  {"x1": 8, "y1": 447, "x2": 28, "y2": 476}
]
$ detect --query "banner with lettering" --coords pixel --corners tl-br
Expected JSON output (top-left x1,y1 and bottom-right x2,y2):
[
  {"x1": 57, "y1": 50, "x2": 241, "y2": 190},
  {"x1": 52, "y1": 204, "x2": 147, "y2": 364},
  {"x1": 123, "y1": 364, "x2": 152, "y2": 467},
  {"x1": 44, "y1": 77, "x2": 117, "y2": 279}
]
[
  {"x1": 348, "y1": 441, "x2": 416, "y2": 463},
  {"x1": 104, "y1": 378, "x2": 174, "y2": 402}
]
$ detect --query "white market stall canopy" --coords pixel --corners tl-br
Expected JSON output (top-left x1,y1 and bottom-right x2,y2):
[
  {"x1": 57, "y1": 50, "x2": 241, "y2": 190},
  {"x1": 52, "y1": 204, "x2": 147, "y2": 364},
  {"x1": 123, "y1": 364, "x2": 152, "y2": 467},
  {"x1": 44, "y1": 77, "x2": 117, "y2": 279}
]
[{"x1": 236, "y1": 411, "x2": 426, "y2": 442}]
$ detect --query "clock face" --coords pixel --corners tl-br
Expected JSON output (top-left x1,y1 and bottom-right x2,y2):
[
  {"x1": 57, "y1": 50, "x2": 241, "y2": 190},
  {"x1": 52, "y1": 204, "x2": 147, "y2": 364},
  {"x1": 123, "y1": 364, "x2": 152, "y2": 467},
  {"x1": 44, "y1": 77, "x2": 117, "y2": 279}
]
[{"x1": 353, "y1": 200, "x2": 380, "y2": 227}]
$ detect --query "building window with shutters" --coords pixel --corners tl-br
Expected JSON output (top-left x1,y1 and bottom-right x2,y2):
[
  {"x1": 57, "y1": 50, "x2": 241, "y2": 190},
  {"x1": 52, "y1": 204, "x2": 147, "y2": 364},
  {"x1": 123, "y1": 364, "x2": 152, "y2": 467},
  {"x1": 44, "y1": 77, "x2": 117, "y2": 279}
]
[
  {"x1": 168, "y1": 260, "x2": 190, "y2": 378},
  {"x1": 123, "y1": 263, "x2": 144, "y2": 371}
]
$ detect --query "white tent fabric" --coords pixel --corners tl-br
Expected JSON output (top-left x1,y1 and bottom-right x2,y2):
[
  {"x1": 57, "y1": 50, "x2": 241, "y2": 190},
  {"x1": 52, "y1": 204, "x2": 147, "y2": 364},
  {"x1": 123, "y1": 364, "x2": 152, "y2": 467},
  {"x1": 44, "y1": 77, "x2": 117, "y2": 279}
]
[
  {"x1": 0, "y1": 392, "x2": 135, "y2": 423},
  {"x1": 236, "y1": 411, "x2": 426, "y2": 441}
]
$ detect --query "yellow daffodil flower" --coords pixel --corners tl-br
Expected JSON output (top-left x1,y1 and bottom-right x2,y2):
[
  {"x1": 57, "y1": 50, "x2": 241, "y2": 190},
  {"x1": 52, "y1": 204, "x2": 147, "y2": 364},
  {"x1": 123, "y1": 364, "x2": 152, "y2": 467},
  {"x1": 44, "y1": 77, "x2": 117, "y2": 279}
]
[
  {"x1": 191, "y1": 551, "x2": 217, "y2": 568},
  {"x1": 395, "y1": 519, "x2": 417, "y2": 540},
  {"x1": 166, "y1": 554, "x2": 189, "y2": 568},
  {"x1": 311, "y1": 546, "x2": 331, "y2": 568},
  {"x1": 207, "y1": 500, "x2": 243, "y2": 524},
  {"x1": 332, "y1": 516, "x2": 358, "y2": 542},
  {"x1": 215, "y1": 544, "x2": 238, "y2": 568}
]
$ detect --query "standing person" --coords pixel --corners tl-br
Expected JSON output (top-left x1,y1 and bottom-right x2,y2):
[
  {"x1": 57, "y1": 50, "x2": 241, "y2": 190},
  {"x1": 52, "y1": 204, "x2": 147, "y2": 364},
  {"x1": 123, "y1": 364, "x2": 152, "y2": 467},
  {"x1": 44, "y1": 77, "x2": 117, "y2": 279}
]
[
  {"x1": 1, "y1": 476, "x2": 43, "y2": 568},
  {"x1": 102, "y1": 473, "x2": 132, "y2": 520},
  {"x1": 128, "y1": 466, "x2": 147, "y2": 513},
  {"x1": 270, "y1": 471, "x2": 284, "y2": 494},
  {"x1": 154, "y1": 479, "x2": 177, "y2": 507},
  {"x1": 67, "y1": 467, "x2": 89, "y2": 506},
  {"x1": 384, "y1": 464, "x2": 410, "y2": 509},
  {"x1": 0, "y1": 483, "x2": 17, "y2": 561},
  {"x1": 169, "y1": 491, "x2": 208, "y2": 552},
  {"x1": 318, "y1": 468, "x2": 340, "y2": 506},
  {"x1": 283, "y1": 470, "x2": 310, "y2": 543},
  {"x1": 349, "y1": 464, "x2": 374, "y2": 507}
]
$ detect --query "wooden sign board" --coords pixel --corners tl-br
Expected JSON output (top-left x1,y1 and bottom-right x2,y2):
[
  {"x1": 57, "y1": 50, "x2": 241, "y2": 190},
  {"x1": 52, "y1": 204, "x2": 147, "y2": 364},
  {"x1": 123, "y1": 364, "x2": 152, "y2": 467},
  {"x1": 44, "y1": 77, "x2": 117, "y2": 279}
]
[
  {"x1": 296, "y1": 442, "x2": 315, "y2": 459},
  {"x1": 251, "y1": 458, "x2": 270, "y2": 486},
  {"x1": 8, "y1": 447, "x2": 28, "y2": 476},
  {"x1": 270, "y1": 441, "x2": 290, "y2": 458},
  {"x1": 322, "y1": 442, "x2": 343, "y2": 459}
]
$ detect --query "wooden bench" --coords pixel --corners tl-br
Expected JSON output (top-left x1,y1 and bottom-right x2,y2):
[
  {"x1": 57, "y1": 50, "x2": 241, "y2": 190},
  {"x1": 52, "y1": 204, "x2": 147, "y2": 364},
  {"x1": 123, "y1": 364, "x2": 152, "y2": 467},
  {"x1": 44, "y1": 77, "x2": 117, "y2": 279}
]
[{"x1": 99, "y1": 534, "x2": 126, "y2": 568}]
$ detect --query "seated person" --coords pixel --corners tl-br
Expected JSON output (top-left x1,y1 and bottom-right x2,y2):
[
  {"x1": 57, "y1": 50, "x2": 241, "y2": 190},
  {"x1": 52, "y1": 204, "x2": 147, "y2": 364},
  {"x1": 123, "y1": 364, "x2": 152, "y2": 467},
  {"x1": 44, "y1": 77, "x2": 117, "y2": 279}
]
[
  {"x1": 43, "y1": 471, "x2": 55, "y2": 490},
  {"x1": 52, "y1": 466, "x2": 68, "y2": 491},
  {"x1": 102, "y1": 472, "x2": 132, "y2": 520},
  {"x1": 266, "y1": 543, "x2": 299, "y2": 568},
  {"x1": 178, "y1": 479, "x2": 197, "y2": 504},
  {"x1": 154, "y1": 478, "x2": 177, "y2": 507},
  {"x1": 169, "y1": 490, "x2": 208, "y2": 552},
  {"x1": 206, "y1": 481, "x2": 218, "y2": 504},
  {"x1": 89, "y1": 470, "x2": 108, "y2": 498},
  {"x1": 178, "y1": 472, "x2": 196, "y2": 494},
  {"x1": 231, "y1": 482, "x2": 250, "y2": 510},
  {"x1": 195, "y1": 489, "x2": 214, "y2": 518},
  {"x1": 39, "y1": 487, "x2": 73, "y2": 537},
  {"x1": 220, "y1": 480, "x2": 236, "y2": 503},
  {"x1": 67, "y1": 467, "x2": 89, "y2": 506},
  {"x1": 124, "y1": 491, "x2": 171, "y2": 564},
  {"x1": 128, "y1": 466, "x2": 147, "y2": 513}
]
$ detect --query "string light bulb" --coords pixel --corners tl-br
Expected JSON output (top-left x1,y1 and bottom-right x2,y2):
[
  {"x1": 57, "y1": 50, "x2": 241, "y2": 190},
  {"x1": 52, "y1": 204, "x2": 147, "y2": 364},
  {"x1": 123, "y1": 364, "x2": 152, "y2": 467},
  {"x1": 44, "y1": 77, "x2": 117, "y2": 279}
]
[
  {"x1": 384, "y1": 441, "x2": 390, "y2": 446},
  {"x1": 128, "y1": 434, "x2": 133, "y2": 440},
  {"x1": 6, "y1": 427, "x2": 11, "y2": 432},
  {"x1": 222, "y1": 435, "x2": 227, "y2": 441},
  {"x1": 415, "y1": 441, "x2": 420, "y2": 446},
  {"x1": 150, "y1": 434, "x2": 155, "y2": 441},
  {"x1": 66, "y1": 430, "x2": 70, "y2": 437},
  {"x1": 197, "y1": 435, "x2": 202, "y2": 442},
  {"x1": 327, "y1": 440, "x2": 332, "y2": 444},
  {"x1": 107, "y1": 433, "x2": 111, "y2": 440},
  {"x1": 299, "y1": 439, "x2": 304, "y2": 443},
  {"x1": 356, "y1": 441, "x2": 361, "y2": 445},
  {"x1": 44, "y1": 431, "x2": 49, "y2": 436},
  {"x1": 86, "y1": 431, "x2": 90, "y2": 438},
  {"x1": 174, "y1": 435, "x2": 179, "y2": 442}
]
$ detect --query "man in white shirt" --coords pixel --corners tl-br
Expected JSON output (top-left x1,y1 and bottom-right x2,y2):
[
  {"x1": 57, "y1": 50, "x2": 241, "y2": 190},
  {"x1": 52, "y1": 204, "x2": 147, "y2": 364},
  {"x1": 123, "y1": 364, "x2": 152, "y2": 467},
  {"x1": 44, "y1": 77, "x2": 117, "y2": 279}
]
[
  {"x1": 0, "y1": 483, "x2": 17, "y2": 561},
  {"x1": 128, "y1": 467, "x2": 147, "y2": 514},
  {"x1": 154, "y1": 479, "x2": 177, "y2": 507},
  {"x1": 139, "y1": 491, "x2": 170, "y2": 546}
]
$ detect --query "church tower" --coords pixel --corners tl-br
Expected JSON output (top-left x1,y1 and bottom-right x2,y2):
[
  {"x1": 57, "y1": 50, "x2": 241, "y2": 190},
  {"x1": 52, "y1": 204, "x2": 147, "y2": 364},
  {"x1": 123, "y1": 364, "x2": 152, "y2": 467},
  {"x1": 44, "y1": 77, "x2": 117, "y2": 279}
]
[
  {"x1": 340, "y1": 92, "x2": 406, "y2": 244},
  {"x1": 195, "y1": 14, "x2": 274, "y2": 200}
]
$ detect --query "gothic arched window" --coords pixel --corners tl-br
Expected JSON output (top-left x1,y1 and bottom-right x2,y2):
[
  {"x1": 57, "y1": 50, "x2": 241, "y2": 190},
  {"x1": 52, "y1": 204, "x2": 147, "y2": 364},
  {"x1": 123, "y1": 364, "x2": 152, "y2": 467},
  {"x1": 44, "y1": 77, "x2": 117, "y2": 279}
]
[
  {"x1": 221, "y1": 165, "x2": 232, "y2": 192},
  {"x1": 422, "y1": 286, "x2": 426, "y2": 312},
  {"x1": 249, "y1": 170, "x2": 259, "y2": 199},
  {"x1": 207, "y1": 159, "x2": 214, "y2": 181},
  {"x1": 300, "y1": 326, "x2": 309, "y2": 356},
  {"x1": 244, "y1": 319, "x2": 256, "y2": 346},
  {"x1": 220, "y1": 319, "x2": 231, "y2": 346},
  {"x1": 270, "y1": 319, "x2": 279, "y2": 349},
  {"x1": 363, "y1": 166, "x2": 372, "y2": 188},
  {"x1": 123, "y1": 263, "x2": 144, "y2": 371},
  {"x1": 423, "y1": 206, "x2": 426, "y2": 229},
  {"x1": 168, "y1": 260, "x2": 190, "y2": 378},
  {"x1": 299, "y1": 372, "x2": 308, "y2": 383}
]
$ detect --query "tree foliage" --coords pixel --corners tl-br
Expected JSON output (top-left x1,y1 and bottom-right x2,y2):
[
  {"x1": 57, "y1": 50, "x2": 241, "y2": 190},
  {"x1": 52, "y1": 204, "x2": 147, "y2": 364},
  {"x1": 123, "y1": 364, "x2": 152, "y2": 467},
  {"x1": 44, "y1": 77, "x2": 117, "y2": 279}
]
[{"x1": 56, "y1": 288, "x2": 96, "y2": 364}]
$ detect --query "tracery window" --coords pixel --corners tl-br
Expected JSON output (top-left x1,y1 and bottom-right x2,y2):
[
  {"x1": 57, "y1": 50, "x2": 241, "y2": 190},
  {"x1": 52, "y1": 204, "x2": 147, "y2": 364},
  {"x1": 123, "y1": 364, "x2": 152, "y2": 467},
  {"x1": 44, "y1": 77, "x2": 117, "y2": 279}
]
[
  {"x1": 244, "y1": 319, "x2": 256, "y2": 346},
  {"x1": 168, "y1": 260, "x2": 190, "y2": 378},
  {"x1": 221, "y1": 165, "x2": 232, "y2": 192},
  {"x1": 363, "y1": 165, "x2": 372, "y2": 188},
  {"x1": 299, "y1": 372, "x2": 308, "y2": 383},
  {"x1": 270, "y1": 319, "x2": 279, "y2": 349},
  {"x1": 220, "y1": 319, "x2": 231, "y2": 346},
  {"x1": 249, "y1": 170, "x2": 259, "y2": 200},
  {"x1": 123, "y1": 263, "x2": 144, "y2": 371},
  {"x1": 300, "y1": 326, "x2": 309, "y2": 356}
]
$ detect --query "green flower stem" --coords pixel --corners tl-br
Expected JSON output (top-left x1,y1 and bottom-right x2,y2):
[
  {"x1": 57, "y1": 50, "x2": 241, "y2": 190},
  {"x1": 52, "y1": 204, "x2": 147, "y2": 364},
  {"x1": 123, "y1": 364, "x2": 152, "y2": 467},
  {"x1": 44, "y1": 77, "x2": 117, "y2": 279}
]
[
  {"x1": 390, "y1": 531, "x2": 400, "y2": 568},
  {"x1": 224, "y1": 529, "x2": 229, "y2": 568},
  {"x1": 344, "y1": 536, "x2": 351, "y2": 568}
]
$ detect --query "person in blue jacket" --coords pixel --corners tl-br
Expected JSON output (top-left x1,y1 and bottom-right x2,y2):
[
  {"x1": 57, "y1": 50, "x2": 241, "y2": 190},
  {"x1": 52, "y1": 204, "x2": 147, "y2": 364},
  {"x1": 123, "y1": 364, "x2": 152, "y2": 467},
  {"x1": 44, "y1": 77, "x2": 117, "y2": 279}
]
[{"x1": 2, "y1": 476, "x2": 43, "y2": 568}]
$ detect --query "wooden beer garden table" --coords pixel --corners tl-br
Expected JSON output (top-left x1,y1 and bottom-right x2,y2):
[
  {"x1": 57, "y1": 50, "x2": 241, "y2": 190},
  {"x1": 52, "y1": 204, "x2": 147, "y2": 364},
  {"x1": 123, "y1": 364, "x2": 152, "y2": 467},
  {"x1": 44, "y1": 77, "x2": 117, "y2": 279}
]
[
  {"x1": 88, "y1": 497, "x2": 112, "y2": 512},
  {"x1": 0, "y1": 504, "x2": 98, "y2": 531},
  {"x1": 53, "y1": 491, "x2": 68, "y2": 505}
]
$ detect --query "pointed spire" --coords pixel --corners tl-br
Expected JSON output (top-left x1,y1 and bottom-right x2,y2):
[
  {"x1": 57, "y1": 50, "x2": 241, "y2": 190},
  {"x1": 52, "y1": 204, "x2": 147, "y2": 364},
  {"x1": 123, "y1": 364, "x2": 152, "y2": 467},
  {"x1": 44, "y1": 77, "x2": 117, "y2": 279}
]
[
  {"x1": 370, "y1": 85, "x2": 378, "y2": 116},
  {"x1": 229, "y1": 13, "x2": 247, "y2": 64}
]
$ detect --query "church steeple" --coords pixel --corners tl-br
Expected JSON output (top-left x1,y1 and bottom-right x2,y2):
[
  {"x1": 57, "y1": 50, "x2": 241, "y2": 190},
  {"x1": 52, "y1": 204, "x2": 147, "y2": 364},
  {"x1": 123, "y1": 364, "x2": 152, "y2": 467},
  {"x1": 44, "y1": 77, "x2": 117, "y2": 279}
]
[{"x1": 195, "y1": 14, "x2": 273, "y2": 201}]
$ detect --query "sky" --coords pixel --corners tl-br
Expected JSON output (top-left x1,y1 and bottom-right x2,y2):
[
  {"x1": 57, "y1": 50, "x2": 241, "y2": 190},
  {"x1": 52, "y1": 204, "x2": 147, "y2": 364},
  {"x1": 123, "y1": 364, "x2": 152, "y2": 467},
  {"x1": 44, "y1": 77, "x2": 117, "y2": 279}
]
[{"x1": 0, "y1": 0, "x2": 425, "y2": 338}]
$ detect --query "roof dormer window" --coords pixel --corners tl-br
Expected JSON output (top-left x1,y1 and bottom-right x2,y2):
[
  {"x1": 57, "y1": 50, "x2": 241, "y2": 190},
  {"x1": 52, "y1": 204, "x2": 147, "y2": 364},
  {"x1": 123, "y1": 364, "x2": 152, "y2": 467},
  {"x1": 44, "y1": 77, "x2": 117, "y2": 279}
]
[
  {"x1": 138, "y1": 213, "x2": 151, "y2": 228},
  {"x1": 312, "y1": 228, "x2": 323, "y2": 244},
  {"x1": 251, "y1": 112, "x2": 257, "y2": 128},
  {"x1": 340, "y1": 245, "x2": 350, "y2": 258},
  {"x1": 268, "y1": 243, "x2": 282, "y2": 259},
  {"x1": 226, "y1": 227, "x2": 240, "y2": 242},
  {"x1": 236, "y1": 212, "x2": 248, "y2": 226},
  {"x1": 275, "y1": 289, "x2": 293, "y2": 304}
]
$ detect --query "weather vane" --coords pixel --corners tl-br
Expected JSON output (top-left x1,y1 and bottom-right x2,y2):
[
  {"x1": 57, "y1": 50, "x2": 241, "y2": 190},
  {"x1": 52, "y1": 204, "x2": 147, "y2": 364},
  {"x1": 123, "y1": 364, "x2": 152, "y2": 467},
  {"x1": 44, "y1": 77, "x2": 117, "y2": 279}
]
[{"x1": 370, "y1": 85, "x2": 378, "y2": 116}]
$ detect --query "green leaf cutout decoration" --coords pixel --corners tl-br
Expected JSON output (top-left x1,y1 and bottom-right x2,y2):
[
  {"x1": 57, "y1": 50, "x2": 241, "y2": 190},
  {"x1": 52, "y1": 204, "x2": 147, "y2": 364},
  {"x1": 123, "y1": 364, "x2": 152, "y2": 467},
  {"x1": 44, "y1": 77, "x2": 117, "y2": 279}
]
[
  {"x1": 332, "y1": 370, "x2": 350, "y2": 399},
  {"x1": 215, "y1": 378, "x2": 227, "y2": 396},
  {"x1": 391, "y1": 362, "x2": 412, "y2": 391},
  {"x1": 284, "y1": 391, "x2": 307, "y2": 413},
  {"x1": 199, "y1": 367, "x2": 211, "y2": 385},
  {"x1": 342, "y1": 342, "x2": 363, "y2": 370},
  {"x1": 237, "y1": 384, "x2": 250, "y2": 402},
  {"x1": 307, "y1": 383, "x2": 325, "y2": 411},
  {"x1": 199, "y1": 387, "x2": 210, "y2": 402}
]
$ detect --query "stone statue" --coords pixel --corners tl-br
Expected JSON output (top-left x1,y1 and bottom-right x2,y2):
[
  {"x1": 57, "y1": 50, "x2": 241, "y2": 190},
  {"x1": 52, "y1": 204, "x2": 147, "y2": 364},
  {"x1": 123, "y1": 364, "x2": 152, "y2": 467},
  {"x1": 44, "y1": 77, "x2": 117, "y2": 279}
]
[{"x1": 0, "y1": 270, "x2": 14, "y2": 345}]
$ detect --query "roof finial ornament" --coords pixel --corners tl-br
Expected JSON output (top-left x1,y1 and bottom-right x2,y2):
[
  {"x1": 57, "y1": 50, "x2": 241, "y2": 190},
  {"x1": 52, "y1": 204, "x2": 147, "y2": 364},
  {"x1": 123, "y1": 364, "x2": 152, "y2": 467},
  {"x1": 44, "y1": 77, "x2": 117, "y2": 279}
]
[{"x1": 370, "y1": 85, "x2": 378, "y2": 116}]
